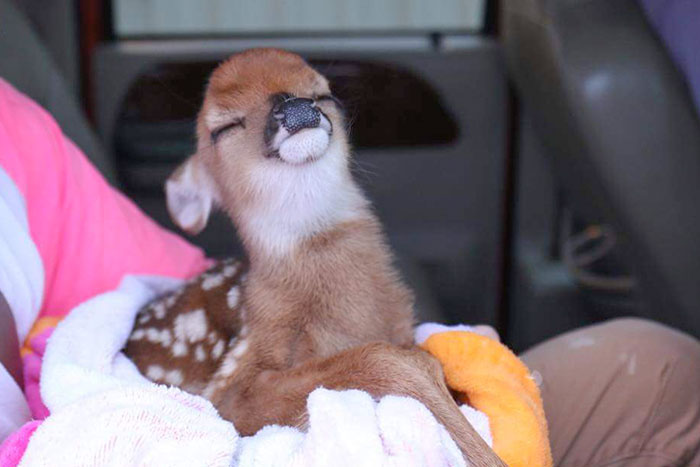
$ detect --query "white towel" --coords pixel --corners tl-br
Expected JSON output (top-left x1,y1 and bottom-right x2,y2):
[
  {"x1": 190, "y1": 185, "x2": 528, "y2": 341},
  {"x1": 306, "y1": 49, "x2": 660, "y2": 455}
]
[
  {"x1": 0, "y1": 166, "x2": 44, "y2": 343},
  {"x1": 0, "y1": 167, "x2": 41, "y2": 442},
  {"x1": 21, "y1": 275, "x2": 490, "y2": 466}
]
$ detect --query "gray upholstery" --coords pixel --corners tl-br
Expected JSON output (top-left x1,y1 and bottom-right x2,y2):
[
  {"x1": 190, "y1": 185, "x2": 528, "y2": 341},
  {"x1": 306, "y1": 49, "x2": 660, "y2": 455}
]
[
  {"x1": 0, "y1": 0, "x2": 117, "y2": 184},
  {"x1": 13, "y1": 0, "x2": 80, "y2": 96},
  {"x1": 503, "y1": 0, "x2": 700, "y2": 335},
  {"x1": 395, "y1": 254, "x2": 445, "y2": 323}
]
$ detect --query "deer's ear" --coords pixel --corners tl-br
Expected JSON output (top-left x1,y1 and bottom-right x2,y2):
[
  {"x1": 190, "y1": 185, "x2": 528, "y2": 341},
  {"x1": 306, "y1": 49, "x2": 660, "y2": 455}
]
[{"x1": 165, "y1": 157, "x2": 216, "y2": 235}]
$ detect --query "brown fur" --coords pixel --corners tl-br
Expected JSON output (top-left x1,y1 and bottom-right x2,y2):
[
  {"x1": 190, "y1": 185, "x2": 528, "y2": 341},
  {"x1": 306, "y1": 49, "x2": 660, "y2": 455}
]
[
  {"x1": 125, "y1": 259, "x2": 247, "y2": 393},
  {"x1": 125, "y1": 48, "x2": 504, "y2": 466}
]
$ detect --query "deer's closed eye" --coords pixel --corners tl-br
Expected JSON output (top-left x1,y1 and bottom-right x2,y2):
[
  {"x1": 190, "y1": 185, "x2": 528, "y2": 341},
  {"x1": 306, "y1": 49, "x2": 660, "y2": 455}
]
[{"x1": 211, "y1": 118, "x2": 246, "y2": 144}]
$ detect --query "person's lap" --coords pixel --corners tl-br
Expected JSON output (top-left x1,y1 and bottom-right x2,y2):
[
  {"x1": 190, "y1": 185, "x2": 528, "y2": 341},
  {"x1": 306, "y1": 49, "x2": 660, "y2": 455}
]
[{"x1": 522, "y1": 318, "x2": 700, "y2": 466}]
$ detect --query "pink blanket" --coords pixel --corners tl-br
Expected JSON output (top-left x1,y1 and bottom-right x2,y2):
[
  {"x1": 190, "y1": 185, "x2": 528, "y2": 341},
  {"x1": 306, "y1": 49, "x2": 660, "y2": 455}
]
[
  {"x1": 0, "y1": 79, "x2": 211, "y2": 465},
  {"x1": 0, "y1": 79, "x2": 210, "y2": 322}
]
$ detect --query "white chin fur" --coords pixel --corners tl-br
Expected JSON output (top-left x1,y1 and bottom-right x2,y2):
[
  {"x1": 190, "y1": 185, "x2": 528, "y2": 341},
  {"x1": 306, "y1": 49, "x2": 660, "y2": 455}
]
[
  {"x1": 243, "y1": 137, "x2": 367, "y2": 258},
  {"x1": 278, "y1": 128, "x2": 330, "y2": 165}
]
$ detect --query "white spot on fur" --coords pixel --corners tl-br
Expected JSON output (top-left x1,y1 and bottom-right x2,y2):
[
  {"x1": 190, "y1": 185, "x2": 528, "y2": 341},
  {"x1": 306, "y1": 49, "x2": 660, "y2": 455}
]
[
  {"x1": 227, "y1": 286, "x2": 240, "y2": 309},
  {"x1": 240, "y1": 325, "x2": 249, "y2": 337},
  {"x1": 174, "y1": 309, "x2": 208, "y2": 343},
  {"x1": 172, "y1": 340, "x2": 188, "y2": 357},
  {"x1": 130, "y1": 329, "x2": 145, "y2": 341},
  {"x1": 202, "y1": 340, "x2": 241, "y2": 399},
  {"x1": 164, "y1": 369, "x2": 183, "y2": 386},
  {"x1": 165, "y1": 295, "x2": 177, "y2": 308},
  {"x1": 138, "y1": 313, "x2": 151, "y2": 325},
  {"x1": 143, "y1": 328, "x2": 172, "y2": 347},
  {"x1": 153, "y1": 302, "x2": 166, "y2": 320},
  {"x1": 223, "y1": 264, "x2": 239, "y2": 277},
  {"x1": 146, "y1": 328, "x2": 160, "y2": 343},
  {"x1": 219, "y1": 352, "x2": 238, "y2": 378},
  {"x1": 195, "y1": 345, "x2": 206, "y2": 362},
  {"x1": 232, "y1": 339, "x2": 248, "y2": 358},
  {"x1": 146, "y1": 365, "x2": 165, "y2": 381},
  {"x1": 207, "y1": 331, "x2": 218, "y2": 344},
  {"x1": 212, "y1": 340, "x2": 225, "y2": 359},
  {"x1": 160, "y1": 329, "x2": 172, "y2": 347},
  {"x1": 202, "y1": 273, "x2": 225, "y2": 290}
]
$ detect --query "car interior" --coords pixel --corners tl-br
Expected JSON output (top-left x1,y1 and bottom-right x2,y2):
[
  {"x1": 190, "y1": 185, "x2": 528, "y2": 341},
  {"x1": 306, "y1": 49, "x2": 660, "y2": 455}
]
[{"x1": 1, "y1": 0, "x2": 699, "y2": 455}]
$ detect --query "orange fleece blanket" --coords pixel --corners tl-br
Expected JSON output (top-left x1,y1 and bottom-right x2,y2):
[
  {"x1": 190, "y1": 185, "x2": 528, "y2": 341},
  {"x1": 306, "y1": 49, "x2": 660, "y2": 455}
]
[{"x1": 421, "y1": 331, "x2": 552, "y2": 467}]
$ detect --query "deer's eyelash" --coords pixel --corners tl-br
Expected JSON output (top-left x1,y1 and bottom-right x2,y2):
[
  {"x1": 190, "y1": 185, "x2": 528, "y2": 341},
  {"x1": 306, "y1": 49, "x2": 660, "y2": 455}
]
[{"x1": 210, "y1": 117, "x2": 246, "y2": 144}]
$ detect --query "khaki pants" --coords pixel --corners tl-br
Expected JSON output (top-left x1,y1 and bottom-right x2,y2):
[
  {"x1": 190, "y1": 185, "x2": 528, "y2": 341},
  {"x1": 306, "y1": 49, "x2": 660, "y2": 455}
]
[{"x1": 521, "y1": 318, "x2": 700, "y2": 466}]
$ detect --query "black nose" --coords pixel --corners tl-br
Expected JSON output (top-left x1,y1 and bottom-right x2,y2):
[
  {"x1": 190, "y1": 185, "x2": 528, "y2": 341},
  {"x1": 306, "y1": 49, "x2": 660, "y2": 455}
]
[{"x1": 274, "y1": 97, "x2": 321, "y2": 134}]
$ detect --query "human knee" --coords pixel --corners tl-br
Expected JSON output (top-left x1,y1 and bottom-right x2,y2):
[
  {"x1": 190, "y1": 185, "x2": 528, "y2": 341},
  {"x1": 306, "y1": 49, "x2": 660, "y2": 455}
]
[
  {"x1": 594, "y1": 318, "x2": 700, "y2": 364},
  {"x1": 586, "y1": 318, "x2": 700, "y2": 415},
  {"x1": 524, "y1": 319, "x2": 700, "y2": 466}
]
